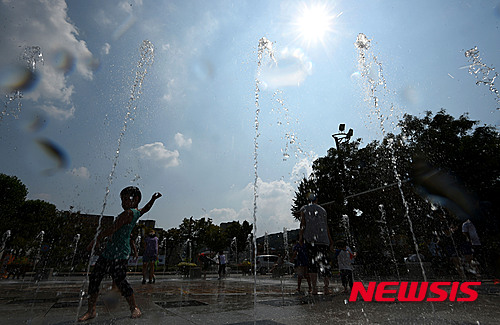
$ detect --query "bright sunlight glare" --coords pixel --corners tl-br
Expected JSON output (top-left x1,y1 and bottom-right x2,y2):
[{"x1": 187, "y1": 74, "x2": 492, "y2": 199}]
[{"x1": 293, "y1": 2, "x2": 338, "y2": 47}]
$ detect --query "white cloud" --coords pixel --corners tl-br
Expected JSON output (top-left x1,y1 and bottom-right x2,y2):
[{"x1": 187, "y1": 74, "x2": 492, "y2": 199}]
[
  {"x1": 208, "y1": 178, "x2": 300, "y2": 236},
  {"x1": 40, "y1": 104, "x2": 75, "y2": 120},
  {"x1": 33, "y1": 193, "x2": 52, "y2": 201},
  {"x1": 205, "y1": 155, "x2": 317, "y2": 236},
  {"x1": 161, "y1": 78, "x2": 177, "y2": 103},
  {"x1": 209, "y1": 208, "x2": 239, "y2": 222},
  {"x1": 206, "y1": 157, "x2": 318, "y2": 236},
  {"x1": 260, "y1": 47, "x2": 313, "y2": 90},
  {"x1": 135, "y1": 142, "x2": 180, "y2": 168},
  {"x1": 252, "y1": 179, "x2": 299, "y2": 234},
  {"x1": 102, "y1": 43, "x2": 111, "y2": 55},
  {"x1": 174, "y1": 133, "x2": 192, "y2": 149},
  {"x1": 161, "y1": 43, "x2": 171, "y2": 52},
  {"x1": 68, "y1": 166, "x2": 90, "y2": 179},
  {"x1": 0, "y1": 0, "x2": 94, "y2": 120}
]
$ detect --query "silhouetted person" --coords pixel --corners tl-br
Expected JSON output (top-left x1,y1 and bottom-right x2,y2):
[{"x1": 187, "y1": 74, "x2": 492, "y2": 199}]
[
  {"x1": 299, "y1": 193, "x2": 334, "y2": 295},
  {"x1": 335, "y1": 240, "x2": 356, "y2": 293},
  {"x1": 462, "y1": 219, "x2": 486, "y2": 276},
  {"x1": 78, "y1": 187, "x2": 161, "y2": 322},
  {"x1": 218, "y1": 251, "x2": 226, "y2": 279},
  {"x1": 291, "y1": 240, "x2": 311, "y2": 294},
  {"x1": 142, "y1": 230, "x2": 158, "y2": 284}
]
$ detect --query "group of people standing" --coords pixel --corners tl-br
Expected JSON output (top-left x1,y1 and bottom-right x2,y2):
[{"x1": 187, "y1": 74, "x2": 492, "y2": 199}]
[
  {"x1": 199, "y1": 251, "x2": 227, "y2": 280},
  {"x1": 429, "y1": 218, "x2": 487, "y2": 279},
  {"x1": 294, "y1": 193, "x2": 356, "y2": 295}
]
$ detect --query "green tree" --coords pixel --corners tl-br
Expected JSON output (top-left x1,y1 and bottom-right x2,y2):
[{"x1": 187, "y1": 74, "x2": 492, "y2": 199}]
[
  {"x1": 293, "y1": 110, "x2": 500, "y2": 276},
  {"x1": 204, "y1": 224, "x2": 226, "y2": 253},
  {"x1": 0, "y1": 174, "x2": 28, "y2": 236},
  {"x1": 224, "y1": 220, "x2": 253, "y2": 262}
]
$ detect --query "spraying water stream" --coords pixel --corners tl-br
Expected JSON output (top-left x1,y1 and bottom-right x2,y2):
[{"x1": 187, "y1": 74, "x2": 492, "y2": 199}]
[
  {"x1": 69, "y1": 234, "x2": 80, "y2": 275},
  {"x1": 252, "y1": 36, "x2": 276, "y2": 316},
  {"x1": 465, "y1": 46, "x2": 500, "y2": 111},
  {"x1": 377, "y1": 204, "x2": 400, "y2": 280},
  {"x1": 0, "y1": 230, "x2": 11, "y2": 258},
  {"x1": 355, "y1": 33, "x2": 427, "y2": 282}
]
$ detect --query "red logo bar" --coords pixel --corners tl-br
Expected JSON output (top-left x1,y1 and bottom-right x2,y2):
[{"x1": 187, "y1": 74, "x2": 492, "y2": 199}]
[{"x1": 349, "y1": 282, "x2": 481, "y2": 302}]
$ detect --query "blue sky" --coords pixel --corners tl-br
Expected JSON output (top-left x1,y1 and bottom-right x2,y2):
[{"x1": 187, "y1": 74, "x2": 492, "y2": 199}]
[{"x1": 1, "y1": 0, "x2": 499, "y2": 236}]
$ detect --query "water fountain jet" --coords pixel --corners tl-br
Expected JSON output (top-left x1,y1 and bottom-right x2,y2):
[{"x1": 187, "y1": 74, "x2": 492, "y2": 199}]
[
  {"x1": 355, "y1": 33, "x2": 427, "y2": 283},
  {"x1": 0, "y1": 230, "x2": 11, "y2": 257},
  {"x1": 69, "y1": 234, "x2": 80, "y2": 274},
  {"x1": 377, "y1": 205, "x2": 400, "y2": 280},
  {"x1": 465, "y1": 46, "x2": 500, "y2": 110},
  {"x1": 251, "y1": 35, "x2": 276, "y2": 319}
]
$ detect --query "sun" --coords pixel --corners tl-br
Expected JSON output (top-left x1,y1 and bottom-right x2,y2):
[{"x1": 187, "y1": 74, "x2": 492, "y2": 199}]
[{"x1": 292, "y1": 2, "x2": 339, "y2": 48}]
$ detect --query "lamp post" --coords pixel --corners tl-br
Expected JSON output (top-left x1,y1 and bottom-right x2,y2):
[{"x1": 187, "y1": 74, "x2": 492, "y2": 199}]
[
  {"x1": 332, "y1": 124, "x2": 354, "y2": 247},
  {"x1": 332, "y1": 123, "x2": 354, "y2": 192}
]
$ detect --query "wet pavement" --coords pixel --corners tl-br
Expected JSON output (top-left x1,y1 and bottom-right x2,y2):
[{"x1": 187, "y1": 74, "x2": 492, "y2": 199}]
[{"x1": 0, "y1": 274, "x2": 499, "y2": 324}]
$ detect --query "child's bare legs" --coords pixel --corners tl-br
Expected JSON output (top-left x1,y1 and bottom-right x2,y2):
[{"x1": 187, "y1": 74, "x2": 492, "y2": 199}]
[
  {"x1": 305, "y1": 273, "x2": 312, "y2": 292},
  {"x1": 80, "y1": 259, "x2": 104, "y2": 322},
  {"x1": 296, "y1": 266, "x2": 304, "y2": 291},
  {"x1": 323, "y1": 276, "x2": 331, "y2": 294},
  {"x1": 142, "y1": 263, "x2": 148, "y2": 284},
  {"x1": 125, "y1": 294, "x2": 141, "y2": 318},
  {"x1": 148, "y1": 262, "x2": 154, "y2": 283},
  {"x1": 78, "y1": 293, "x2": 98, "y2": 322},
  {"x1": 309, "y1": 272, "x2": 318, "y2": 294}
]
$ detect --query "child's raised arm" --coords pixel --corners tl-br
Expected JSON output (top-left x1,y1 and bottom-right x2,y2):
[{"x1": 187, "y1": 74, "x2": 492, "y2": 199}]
[{"x1": 139, "y1": 192, "x2": 162, "y2": 215}]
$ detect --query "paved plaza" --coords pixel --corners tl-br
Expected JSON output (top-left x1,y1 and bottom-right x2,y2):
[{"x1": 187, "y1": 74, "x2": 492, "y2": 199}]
[{"x1": 0, "y1": 274, "x2": 499, "y2": 324}]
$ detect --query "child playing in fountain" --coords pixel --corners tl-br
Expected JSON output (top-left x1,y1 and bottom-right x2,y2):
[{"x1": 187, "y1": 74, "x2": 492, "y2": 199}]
[
  {"x1": 78, "y1": 187, "x2": 162, "y2": 321},
  {"x1": 335, "y1": 240, "x2": 356, "y2": 294},
  {"x1": 142, "y1": 230, "x2": 159, "y2": 284},
  {"x1": 291, "y1": 240, "x2": 311, "y2": 294}
]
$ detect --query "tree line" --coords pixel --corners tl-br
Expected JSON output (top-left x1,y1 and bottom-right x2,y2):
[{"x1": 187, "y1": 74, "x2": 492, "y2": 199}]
[
  {"x1": 292, "y1": 110, "x2": 500, "y2": 277},
  {"x1": 0, "y1": 174, "x2": 252, "y2": 272}
]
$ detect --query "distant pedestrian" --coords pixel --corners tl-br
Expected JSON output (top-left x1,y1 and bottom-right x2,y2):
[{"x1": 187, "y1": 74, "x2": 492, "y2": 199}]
[
  {"x1": 142, "y1": 230, "x2": 158, "y2": 284},
  {"x1": 462, "y1": 219, "x2": 486, "y2": 276},
  {"x1": 291, "y1": 240, "x2": 311, "y2": 294},
  {"x1": 440, "y1": 225, "x2": 466, "y2": 279},
  {"x1": 335, "y1": 240, "x2": 356, "y2": 293},
  {"x1": 218, "y1": 251, "x2": 226, "y2": 279},
  {"x1": 78, "y1": 187, "x2": 161, "y2": 322},
  {"x1": 199, "y1": 253, "x2": 214, "y2": 279},
  {"x1": 270, "y1": 253, "x2": 283, "y2": 275},
  {"x1": 299, "y1": 193, "x2": 334, "y2": 295}
]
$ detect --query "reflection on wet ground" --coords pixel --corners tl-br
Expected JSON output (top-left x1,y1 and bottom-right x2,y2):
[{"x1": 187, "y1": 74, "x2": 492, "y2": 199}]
[{"x1": 0, "y1": 274, "x2": 499, "y2": 324}]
